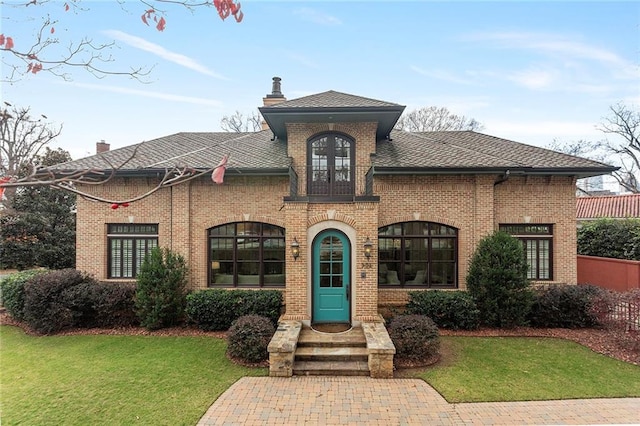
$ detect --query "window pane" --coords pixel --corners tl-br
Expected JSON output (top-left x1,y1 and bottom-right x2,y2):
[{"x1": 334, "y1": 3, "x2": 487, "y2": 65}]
[
  {"x1": 526, "y1": 240, "x2": 537, "y2": 279},
  {"x1": 404, "y1": 222, "x2": 429, "y2": 236},
  {"x1": 111, "y1": 239, "x2": 122, "y2": 278},
  {"x1": 539, "y1": 239, "x2": 550, "y2": 279},
  {"x1": 379, "y1": 224, "x2": 402, "y2": 236},
  {"x1": 378, "y1": 221, "x2": 458, "y2": 288},
  {"x1": 332, "y1": 276, "x2": 343, "y2": 288},
  {"x1": 208, "y1": 222, "x2": 285, "y2": 287},
  {"x1": 432, "y1": 263, "x2": 455, "y2": 286},
  {"x1": 122, "y1": 239, "x2": 133, "y2": 278}
]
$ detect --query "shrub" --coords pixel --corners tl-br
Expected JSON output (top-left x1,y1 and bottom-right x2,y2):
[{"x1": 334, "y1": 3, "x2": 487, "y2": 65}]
[
  {"x1": 529, "y1": 284, "x2": 605, "y2": 328},
  {"x1": 226, "y1": 315, "x2": 275, "y2": 363},
  {"x1": 93, "y1": 282, "x2": 138, "y2": 328},
  {"x1": 186, "y1": 289, "x2": 283, "y2": 331},
  {"x1": 0, "y1": 269, "x2": 47, "y2": 321},
  {"x1": 135, "y1": 247, "x2": 188, "y2": 330},
  {"x1": 60, "y1": 281, "x2": 138, "y2": 328},
  {"x1": 23, "y1": 269, "x2": 94, "y2": 334},
  {"x1": 388, "y1": 314, "x2": 440, "y2": 363},
  {"x1": 578, "y1": 218, "x2": 640, "y2": 261},
  {"x1": 406, "y1": 290, "x2": 480, "y2": 330},
  {"x1": 467, "y1": 231, "x2": 534, "y2": 328}
]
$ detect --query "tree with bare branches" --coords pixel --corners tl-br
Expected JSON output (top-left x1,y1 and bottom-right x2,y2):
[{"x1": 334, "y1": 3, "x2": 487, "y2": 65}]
[
  {"x1": 598, "y1": 103, "x2": 640, "y2": 193},
  {"x1": 0, "y1": 103, "x2": 62, "y2": 208},
  {"x1": 395, "y1": 106, "x2": 484, "y2": 132},
  {"x1": 0, "y1": 0, "x2": 244, "y2": 82},
  {"x1": 220, "y1": 110, "x2": 262, "y2": 132}
]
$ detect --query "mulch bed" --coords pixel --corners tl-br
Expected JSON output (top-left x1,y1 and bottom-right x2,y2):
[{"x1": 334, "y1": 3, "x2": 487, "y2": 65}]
[{"x1": 2, "y1": 312, "x2": 637, "y2": 366}]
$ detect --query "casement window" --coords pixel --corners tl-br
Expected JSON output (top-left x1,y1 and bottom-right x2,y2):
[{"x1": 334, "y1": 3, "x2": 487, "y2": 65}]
[
  {"x1": 499, "y1": 224, "x2": 553, "y2": 280},
  {"x1": 108, "y1": 224, "x2": 158, "y2": 279},
  {"x1": 307, "y1": 133, "x2": 355, "y2": 198},
  {"x1": 208, "y1": 222, "x2": 286, "y2": 288},
  {"x1": 378, "y1": 221, "x2": 458, "y2": 288}
]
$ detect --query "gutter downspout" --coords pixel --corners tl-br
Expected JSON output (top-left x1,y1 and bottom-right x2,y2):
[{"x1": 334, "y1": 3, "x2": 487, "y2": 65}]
[{"x1": 494, "y1": 170, "x2": 510, "y2": 186}]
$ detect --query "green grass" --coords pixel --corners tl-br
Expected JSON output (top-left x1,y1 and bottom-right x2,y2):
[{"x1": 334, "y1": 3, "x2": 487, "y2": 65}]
[
  {"x1": 418, "y1": 336, "x2": 640, "y2": 403},
  {"x1": 0, "y1": 325, "x2": 267, "y2": 425}
]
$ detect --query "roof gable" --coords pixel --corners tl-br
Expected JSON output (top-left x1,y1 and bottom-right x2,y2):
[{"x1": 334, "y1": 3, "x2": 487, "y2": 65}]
[{"x1": 265, "y1": 90, "x2": 402, "y2": 109}]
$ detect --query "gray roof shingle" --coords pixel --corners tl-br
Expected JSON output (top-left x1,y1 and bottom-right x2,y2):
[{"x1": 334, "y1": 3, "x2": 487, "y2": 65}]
[
  {"x1": 373, "y1": 130, "x2": 613, "y2": 172},
  {"x1": 56, "y1": 130, "x2": 290, "y2": 172},
  {"x1": 266, "y1": 90, "x2": 402, "y2": 109}
]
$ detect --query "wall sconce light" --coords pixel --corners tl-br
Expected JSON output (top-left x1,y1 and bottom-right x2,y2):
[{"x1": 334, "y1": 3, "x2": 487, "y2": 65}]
[
  {"x1": 523, "y1": 216, "x2": 532, "y2": 224},
  {"x1": 364, "y1": 237, "x2": 373, "y2": 259},
  {"x1": 128, "y1": 215, "x2": 135, "y2": 224},
  {"x1": 290, "y1": 237, "x2": 300, "y2": 261}
]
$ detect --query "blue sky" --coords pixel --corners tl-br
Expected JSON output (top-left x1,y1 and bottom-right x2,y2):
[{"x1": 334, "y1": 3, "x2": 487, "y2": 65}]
[{"x1": 2, "y1": 1, "x2": 638, "y2": 161}]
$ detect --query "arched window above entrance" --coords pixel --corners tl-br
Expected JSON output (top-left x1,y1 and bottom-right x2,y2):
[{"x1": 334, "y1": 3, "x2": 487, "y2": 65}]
[{"x1": 307, "y1": 133, "x2": 355, "y2": 199}]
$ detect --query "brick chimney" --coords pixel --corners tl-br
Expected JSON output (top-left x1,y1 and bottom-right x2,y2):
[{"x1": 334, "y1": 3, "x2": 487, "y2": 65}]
[
  {"x1": 96, "y1": 140, "x2": 110, "y2": 154},
  {"x1": 261, "y1": 76, "x2": 286, "y2": 130}
]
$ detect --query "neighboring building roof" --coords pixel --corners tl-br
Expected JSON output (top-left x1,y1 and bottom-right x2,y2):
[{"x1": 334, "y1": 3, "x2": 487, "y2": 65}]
[{"x1": 577, "y1": 194, "x2": 640, "y2": 220}]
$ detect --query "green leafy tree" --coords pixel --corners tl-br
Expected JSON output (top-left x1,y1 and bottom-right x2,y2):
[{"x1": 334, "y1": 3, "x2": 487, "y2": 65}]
[
  {"x1": 577, "y1": 218, "x2": 640, "y2": 260},
  {"x1": 0, "y1": 147, "x2": 75, "y2": 270},
  {"x1": 466, "y1": 231, "x2": 533, "y2": 328},
  {"x1": 135, "y1": 247, "x2": 188, "y2": 330}
]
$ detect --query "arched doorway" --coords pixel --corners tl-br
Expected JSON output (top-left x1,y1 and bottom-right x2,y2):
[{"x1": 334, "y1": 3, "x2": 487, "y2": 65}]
[{"x1": 312, "y1": 229, "x2": 351, "y2": 323}]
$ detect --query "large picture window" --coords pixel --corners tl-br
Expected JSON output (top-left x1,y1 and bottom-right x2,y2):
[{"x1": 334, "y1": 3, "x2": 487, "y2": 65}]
[
  {"x1": 108, "y1": 224, "x2": 158, "y2": 279},
  {"x1": 499, "y1": 224, "x2": 553, "y2": 280},
  {"x1": 208, "y1": 222, "x2": 286, "y2": 287},
  {"x1": 378, "y1": 222, "x2": 457, "y2": 288}
]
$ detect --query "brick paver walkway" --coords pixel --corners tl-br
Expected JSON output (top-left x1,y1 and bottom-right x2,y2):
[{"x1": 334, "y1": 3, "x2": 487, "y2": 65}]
[{"x1": 197, "y1": 377, "x2": 640, "y2": 425}]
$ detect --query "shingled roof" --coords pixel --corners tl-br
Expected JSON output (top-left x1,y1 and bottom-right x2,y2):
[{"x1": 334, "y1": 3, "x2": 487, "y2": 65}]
[
  {"x1": 577, "y1": 194, "x2": 640, "y2": 220},
  {"x1": 264, "y1": 90, "x2": 402, "y2": 109},
  {"x1": 56, "y1": 88, "x2": 615, "y2": 179},
  {"x1": 56, "y1": 130, "x2": 290, "y2": 173},
  {"x1": 373, "y1": 130, "x2": 614, "y2": 176}
]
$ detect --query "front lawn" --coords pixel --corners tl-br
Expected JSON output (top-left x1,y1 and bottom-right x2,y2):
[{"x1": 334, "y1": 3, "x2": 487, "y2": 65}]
[
  {"x1": 418, "y1": 336, "x2": 640, "y2": 402},
  {"x1": 0, "y1": 325, "x2": 266, "y2": 425}
]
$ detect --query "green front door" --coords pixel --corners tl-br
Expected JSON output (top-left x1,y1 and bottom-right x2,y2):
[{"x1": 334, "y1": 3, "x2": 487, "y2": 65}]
[{"x1": 312, "y1": 230, "x2": 350, "y2": 323}]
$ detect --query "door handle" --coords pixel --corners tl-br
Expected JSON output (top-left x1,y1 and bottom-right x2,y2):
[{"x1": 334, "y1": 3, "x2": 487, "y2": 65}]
[{"x1": 346, "y1": 284, "x2": 349, "y2": 301}]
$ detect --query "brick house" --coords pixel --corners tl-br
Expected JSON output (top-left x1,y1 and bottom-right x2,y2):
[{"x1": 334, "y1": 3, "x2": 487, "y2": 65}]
[{"x1": 62, "y1": 77, "x2": 615, "y2": 326}]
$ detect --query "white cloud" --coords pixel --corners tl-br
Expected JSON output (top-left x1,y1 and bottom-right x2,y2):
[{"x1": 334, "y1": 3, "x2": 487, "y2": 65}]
[
  {"x1": 293, "y1": 8, "x2": 342, "y2": 26},
  {"x1": 464, "y1": 31, "x2": 632, "y2": 70},
  {"x1": 103, "y1": 30, "x2": 226, "y2": 79},
  {"x1": 67, "y1": 82, "x2": 223, "y2": 107},
  {"x1": 508, "y1": 68, "x2": 556, "y2": 90},
  {"x1": 410, "y1": 66, "x2": 473, "y2": 85}
]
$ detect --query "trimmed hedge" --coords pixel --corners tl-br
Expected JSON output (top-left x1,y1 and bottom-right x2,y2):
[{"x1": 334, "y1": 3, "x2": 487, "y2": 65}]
[
  {"x1": 226, "y1": 315, "x2": 275, "y2": 363},
  {"x1": 186, "y1": 289, "x2": 283, "y2": 331},
  {"x1": 529, "y1": 284, "x2": 605, "y2": 328},
  {"x1": 0, "y1": 269, "x2": 48, "y2": 321},
  {"x1": 578, "y1": 218, "x2": 640, "y2": 261},
  {"x1": 23, "y1": 269, "x2": 93, "y2": 334},
  {"x1": 388, "y1": 314, "x2": 440, "y2": 363},
  {"x1": 406, "y1": 290, "x2": 480, "y2": 330}
]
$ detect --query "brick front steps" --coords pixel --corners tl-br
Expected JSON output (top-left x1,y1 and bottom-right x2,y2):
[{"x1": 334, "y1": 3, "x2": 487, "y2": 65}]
[{"x1": 268, "y1": 319, "x2": 396, "y2": 378}]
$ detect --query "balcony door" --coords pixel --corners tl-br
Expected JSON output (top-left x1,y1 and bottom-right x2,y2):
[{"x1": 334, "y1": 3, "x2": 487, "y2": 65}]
[{"x1": 307, "y1": 133, "x2": 355, "y2": 197}]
